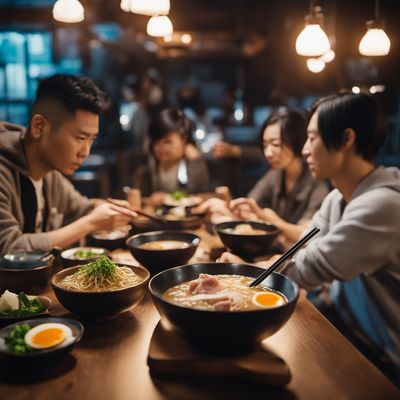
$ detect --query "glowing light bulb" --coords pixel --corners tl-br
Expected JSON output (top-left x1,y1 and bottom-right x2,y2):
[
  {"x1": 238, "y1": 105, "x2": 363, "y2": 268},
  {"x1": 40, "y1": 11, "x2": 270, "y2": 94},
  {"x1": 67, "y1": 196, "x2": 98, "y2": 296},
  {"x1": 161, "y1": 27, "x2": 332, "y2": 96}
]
[
  {"x1": 296, "y1": 24, "x2": 330, "y2": 57},
  {"x1": 306, "y1": 58, "x2": 326, "y2": 73},
  {"x1": 147, "y1": 15, "x2": 173, "y2": 37},
  {"x1": 359, "y1": 27, "x2": 391, "y2": 56},
  {"x1": 53, "y1": 0, "x2": 84, "y2": 23}
]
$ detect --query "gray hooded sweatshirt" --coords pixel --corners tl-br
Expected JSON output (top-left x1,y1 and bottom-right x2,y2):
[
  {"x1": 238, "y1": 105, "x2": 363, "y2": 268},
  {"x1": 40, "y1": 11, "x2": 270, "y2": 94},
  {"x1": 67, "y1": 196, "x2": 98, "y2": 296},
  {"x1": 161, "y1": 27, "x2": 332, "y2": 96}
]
[
  {"x1": 0, "y1": 122, "x2": 93, "y2": 253},
  {"x1": 283, "y1": 166, "x2": 400, "y2": 366}
]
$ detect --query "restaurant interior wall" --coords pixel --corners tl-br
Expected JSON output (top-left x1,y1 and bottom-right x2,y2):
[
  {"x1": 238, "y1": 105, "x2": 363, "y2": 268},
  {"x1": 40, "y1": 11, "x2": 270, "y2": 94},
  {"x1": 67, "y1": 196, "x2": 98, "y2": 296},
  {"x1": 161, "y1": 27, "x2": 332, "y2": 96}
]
[{"x1": 0, "y1": 0, "x2": 399, "y2": 198}]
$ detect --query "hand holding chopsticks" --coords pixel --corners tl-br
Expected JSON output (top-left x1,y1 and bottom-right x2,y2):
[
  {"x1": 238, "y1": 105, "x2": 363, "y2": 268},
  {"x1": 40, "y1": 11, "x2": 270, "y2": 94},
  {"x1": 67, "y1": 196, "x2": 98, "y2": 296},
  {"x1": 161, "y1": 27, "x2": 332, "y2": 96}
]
[{"x1": 106, "y1": 198, "x2": 167, "y2": 224}]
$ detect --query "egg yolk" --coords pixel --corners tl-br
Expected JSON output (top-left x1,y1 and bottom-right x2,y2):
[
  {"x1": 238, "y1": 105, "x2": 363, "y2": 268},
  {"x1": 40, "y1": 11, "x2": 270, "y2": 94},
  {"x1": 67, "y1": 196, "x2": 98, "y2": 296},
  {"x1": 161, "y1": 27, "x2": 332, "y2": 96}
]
[
  {"x1": 253, "y1": 292, "x2": 284, "y2": 308},
  {"x1": 31, "y1": 328, "x2": 66, "y2": 348}
]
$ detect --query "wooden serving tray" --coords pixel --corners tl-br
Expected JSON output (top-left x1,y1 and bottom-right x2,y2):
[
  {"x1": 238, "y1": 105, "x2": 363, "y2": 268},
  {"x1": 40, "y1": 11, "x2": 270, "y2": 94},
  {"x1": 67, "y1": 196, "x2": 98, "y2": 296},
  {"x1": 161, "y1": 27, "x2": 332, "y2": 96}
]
[{"x1": 148, "y1": 322, "x2": 291, "y2": 386}]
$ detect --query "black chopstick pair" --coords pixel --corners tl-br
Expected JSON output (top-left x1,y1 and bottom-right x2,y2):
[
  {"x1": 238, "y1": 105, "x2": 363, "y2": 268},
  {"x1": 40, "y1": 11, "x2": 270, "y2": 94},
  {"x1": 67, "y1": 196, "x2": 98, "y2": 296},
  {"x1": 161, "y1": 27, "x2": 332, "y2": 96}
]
[{"x1": 249, "y1": 227, "x2": 320, "y2": 287}]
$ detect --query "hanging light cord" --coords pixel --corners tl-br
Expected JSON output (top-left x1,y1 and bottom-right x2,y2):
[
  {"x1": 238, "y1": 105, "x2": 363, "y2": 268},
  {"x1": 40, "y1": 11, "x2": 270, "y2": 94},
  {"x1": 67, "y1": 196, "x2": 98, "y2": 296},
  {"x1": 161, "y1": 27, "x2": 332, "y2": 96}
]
[
  {"x1": 375, "y1": 0, "x2": 380, "y2": 23},
  {"x1": 309, "y1": 0, "x2": 315, "y2": 15}
]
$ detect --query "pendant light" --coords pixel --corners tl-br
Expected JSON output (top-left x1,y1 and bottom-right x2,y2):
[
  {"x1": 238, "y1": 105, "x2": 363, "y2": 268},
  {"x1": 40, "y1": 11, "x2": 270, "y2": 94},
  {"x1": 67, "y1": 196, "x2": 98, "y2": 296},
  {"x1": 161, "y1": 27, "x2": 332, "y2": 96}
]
[
  {"x1": 147, "y1": 15, "x2": 173, "y2": 37},
  {"x1": 121, "y1": 0, "x2": 170, "y2": 16},
  {"x1": 321, "y1": 48, "x2": 335, "y2": 63},
  {"x1": 296, "y1": 3, "x2": 330, "y2": 57},
  {"x1": 359, "y1": 0, "x2": 390, "y2": 56},
  {"x1": 53, "y1": 0, "x2": 84, "y2": 23},
  {"x1": 120, "y1": 0, "x2": 131, "y2": 12},
  {"x1": 306, "y1": 58, "x2": 326, "y2": 73}
]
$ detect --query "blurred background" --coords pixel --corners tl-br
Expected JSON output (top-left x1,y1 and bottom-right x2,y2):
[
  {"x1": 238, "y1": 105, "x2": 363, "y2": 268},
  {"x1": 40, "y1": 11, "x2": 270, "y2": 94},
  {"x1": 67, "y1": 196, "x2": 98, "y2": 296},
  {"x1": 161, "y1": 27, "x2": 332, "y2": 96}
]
[{"x1": 0, "y1": 0, "x2": 399, "y2": 197}]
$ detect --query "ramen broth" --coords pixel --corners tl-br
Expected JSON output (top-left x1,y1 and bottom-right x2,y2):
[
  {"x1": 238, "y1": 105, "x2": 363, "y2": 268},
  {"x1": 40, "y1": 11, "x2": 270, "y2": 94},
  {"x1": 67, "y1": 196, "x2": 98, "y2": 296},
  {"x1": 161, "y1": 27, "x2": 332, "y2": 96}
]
[
  {"x1": 225, "y1": 224, "x2": 267, "y2": 235},
  {"x1": 140, "y1": 240, "x2": 190, "y2": 251},
  {"x1": 162, "y1": 274, "x2": 287, "y2": 311}
]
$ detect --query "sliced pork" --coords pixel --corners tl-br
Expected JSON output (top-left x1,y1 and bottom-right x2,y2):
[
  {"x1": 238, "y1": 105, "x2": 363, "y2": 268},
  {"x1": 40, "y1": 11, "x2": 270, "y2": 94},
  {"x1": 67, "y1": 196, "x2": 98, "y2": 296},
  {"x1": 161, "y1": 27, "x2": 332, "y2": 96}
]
[
  {"x1": 189, "y1": 273, "x2": 223, "y2": 294},
  {"x1": 188, "y1": 273, "x2": 242, "y2": 311},
  {"x1": 213, "y1": 299, "x2": 234, "y2": 311}
]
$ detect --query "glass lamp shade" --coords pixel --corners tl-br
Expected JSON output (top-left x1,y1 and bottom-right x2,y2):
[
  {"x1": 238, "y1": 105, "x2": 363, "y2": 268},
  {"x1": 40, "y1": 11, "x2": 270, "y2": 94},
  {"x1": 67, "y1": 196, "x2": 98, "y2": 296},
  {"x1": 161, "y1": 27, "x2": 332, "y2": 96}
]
[
  {"x1": 120, "y1": 0, "x2": 131, "y2": 12},
  {"x1": 306, "y1": 58, "x2": 326, "y2": 73},
  {"x1": 321, "y1": 49, "x2": 335, "y2": 63},
  {"x1": 147, "y1": 15, "x2": 173, "y2": 37},
  {"x1": 359, "y1": 27, "x2": 391, "y2": 56},
  {"x1": 53, "y1": 0, "x2": 84, "y2": 23},
  {"x1": 296, "y1": 24, "x2": 331, "y2": 56},
  {"x1": 130, "y1": 0, "x2": 170, "y2": 16}
]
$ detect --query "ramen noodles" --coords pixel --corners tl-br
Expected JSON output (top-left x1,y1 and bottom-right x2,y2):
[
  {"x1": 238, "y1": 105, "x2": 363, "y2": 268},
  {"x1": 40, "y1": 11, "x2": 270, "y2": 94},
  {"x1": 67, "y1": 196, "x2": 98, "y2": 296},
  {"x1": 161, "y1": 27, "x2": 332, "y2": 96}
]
[
  {"x1": 162, "y1": 273, "x2": 287, "y2": 311},
  {"x1": 56, "y1": 257, "x2": 143, "y2": 292}
]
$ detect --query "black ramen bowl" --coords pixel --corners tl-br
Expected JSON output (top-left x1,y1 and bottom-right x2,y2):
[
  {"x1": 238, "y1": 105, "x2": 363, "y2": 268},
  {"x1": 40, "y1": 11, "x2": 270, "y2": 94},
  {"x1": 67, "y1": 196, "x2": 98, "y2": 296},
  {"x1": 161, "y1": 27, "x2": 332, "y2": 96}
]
[
  {"x1": 0, "y1": 252, "x2": 54, "y2": 294},
  {"x1": 0, "y1": 250, "x2": 51, "y2": 269},
  {"x1": 86, "y1": 229, "x2": 131, "y2": 251},
  {"x1": 149, "y1": 263, "x2": 299, "y2": 355},
  {"x1": 51, "y1": 263, "x2": 150, "y2": 319},
  {"x1": 215, "y1": 221, "x2": 281, "y2": 258},
  {"x1": 131, "y1": 213, "x2": 205, "y2": 233},
  {"x1": 126, "y1": 231, "x2": 200, "y2": 274},
  {"x1": 61, "y1": 247, "x2": 110, "y2": 268}
]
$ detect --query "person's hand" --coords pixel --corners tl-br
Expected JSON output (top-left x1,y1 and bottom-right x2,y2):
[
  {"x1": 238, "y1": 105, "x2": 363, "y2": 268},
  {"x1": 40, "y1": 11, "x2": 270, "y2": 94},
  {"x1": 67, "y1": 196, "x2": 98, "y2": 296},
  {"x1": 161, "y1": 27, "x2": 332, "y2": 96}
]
[
  {"x1": 184, "y1": 143, "x2": 201, "y2": 160},
  {"x1": 210, "y1": 213, "x2": 234, "y2": 224},
  {"x1": 192, "y1": 197, "x2": 235, "y2": 224},
  {"x1": 149, "y1": 191, "x2": 166, "y2": 206},
  {"x1": 106, "y1": 197, "x2": 133, "y2": 210},
  {"x1": 86, "y1": 202, "x2": 136, "y2": 233},
  {"x1": 259, "y1": 208, "x2": 281, "y2": 226},
  {"x1": 229, "y1": 197, "x2": 264, "y2": 220},
  {"x1": 212, "y1": 141, "x2": 241, "y2": 159},
  {"x1": 217, "y1": 251, "x2": 245, "y2": 263},
  {"x1": 192, "y1": 197, "x2": 230, "y2": 215}
]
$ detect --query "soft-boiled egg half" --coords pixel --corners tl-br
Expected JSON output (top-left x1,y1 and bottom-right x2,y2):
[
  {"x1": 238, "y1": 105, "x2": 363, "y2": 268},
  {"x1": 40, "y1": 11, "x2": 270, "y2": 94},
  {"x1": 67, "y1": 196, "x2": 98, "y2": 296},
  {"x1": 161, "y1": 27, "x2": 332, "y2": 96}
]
[
  {"x1": 252, "y1": 291, "x2": 285, "y2": 308},
  {"x1": 24, "y1": 323, "x2": 73, "y2": 349}
]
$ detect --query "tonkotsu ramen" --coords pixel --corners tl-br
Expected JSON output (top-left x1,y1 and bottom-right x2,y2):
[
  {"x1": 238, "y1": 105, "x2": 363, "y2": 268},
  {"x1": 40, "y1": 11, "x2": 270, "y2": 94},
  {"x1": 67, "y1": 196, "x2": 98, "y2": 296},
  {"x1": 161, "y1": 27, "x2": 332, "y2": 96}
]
[{"x1": 162, "y1": 273, "x2": 287, "y2": 311}]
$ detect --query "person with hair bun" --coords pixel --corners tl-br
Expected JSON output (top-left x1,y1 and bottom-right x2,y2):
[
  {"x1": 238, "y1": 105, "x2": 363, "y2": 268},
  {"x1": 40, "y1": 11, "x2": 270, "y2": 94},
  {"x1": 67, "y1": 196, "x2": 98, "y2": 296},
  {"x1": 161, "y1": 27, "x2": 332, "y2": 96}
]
[{"x1": 132, "y1": 107, "x2": 210, "y2": 203}]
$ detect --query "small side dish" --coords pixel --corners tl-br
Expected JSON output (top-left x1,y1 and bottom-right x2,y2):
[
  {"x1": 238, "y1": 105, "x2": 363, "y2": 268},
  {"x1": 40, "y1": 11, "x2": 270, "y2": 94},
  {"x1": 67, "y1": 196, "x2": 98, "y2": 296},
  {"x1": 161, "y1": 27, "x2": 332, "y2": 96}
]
[
  {"x1": 0, "y1": 317, "x2": 84, "y2": 358},
  {"x1": 0, "y1": 290, "x2": 51, "y2": 319}
]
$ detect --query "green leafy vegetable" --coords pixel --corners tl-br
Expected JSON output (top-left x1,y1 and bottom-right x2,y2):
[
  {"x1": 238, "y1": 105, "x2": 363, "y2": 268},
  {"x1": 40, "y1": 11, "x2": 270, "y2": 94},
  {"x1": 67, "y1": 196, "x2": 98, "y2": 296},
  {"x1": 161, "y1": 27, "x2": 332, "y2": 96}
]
[
  {"x1": 4, "y1": 324, "x2": 32, "y2": 354},
  {"x1": 0, "y1": 292, "x2": 45, "y2": 318},
  {"x1": 77, "y1": 257, "x2": 118, "y2": 281},
  {"x1": 73, "y1": 249, "x2": 103, "y2": 259},
  {"x1": 170, "y1": 191, "x2": 188, "y2": 200}
]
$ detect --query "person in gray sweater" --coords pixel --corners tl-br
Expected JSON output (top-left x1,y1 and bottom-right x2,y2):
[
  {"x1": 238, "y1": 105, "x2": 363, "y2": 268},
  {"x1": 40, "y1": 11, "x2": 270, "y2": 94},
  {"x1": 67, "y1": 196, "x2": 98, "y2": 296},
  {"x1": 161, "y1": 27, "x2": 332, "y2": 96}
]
[
  {"x1": 198, "y1": 109, "x2": 329, "y2": 244},
  {"x1": 220, "y1": 92, "x2": 400, "y2": 381},
  {"x1": 0, "y1": 74, "x2": 135, "y2": 254}
]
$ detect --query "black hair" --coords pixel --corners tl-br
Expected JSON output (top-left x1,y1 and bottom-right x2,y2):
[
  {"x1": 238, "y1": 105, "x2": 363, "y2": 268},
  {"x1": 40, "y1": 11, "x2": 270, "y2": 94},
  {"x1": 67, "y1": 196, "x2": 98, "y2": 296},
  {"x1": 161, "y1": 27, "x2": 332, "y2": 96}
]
[
  {"x1": 259, "y1": 108, "x2": 307, "y2": 157},
  {"x1": 148, "y1": 107, "x2": 195, "y2": 147},
  {"x1": 34, "y1": 74, "x2": 109, "y2": 114},
  {"x1": 122, "y1": 74, "x2": 141, "y2": 94},
  {"x1": 309, "y1": 92, "x2": 386, "y2": 161}
]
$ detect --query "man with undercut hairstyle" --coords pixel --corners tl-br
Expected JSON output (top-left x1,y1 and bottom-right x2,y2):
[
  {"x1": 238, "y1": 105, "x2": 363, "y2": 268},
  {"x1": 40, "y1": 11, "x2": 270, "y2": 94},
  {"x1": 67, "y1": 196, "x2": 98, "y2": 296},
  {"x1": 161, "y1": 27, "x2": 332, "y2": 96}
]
[{"x1": 0, "y1": 74, "x2": 135, "y2": 254}]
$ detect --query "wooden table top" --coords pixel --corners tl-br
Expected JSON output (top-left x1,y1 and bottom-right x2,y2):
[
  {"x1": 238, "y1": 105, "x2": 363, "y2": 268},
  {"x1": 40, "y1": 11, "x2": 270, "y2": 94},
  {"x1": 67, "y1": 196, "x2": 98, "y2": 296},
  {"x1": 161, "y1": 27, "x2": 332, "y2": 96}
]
[{"x1": 1, "y1": 228, "x2": 399, "y2": 400}]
